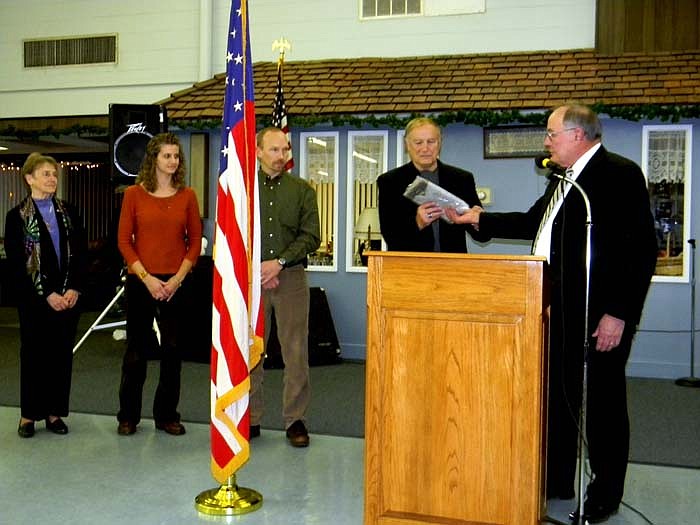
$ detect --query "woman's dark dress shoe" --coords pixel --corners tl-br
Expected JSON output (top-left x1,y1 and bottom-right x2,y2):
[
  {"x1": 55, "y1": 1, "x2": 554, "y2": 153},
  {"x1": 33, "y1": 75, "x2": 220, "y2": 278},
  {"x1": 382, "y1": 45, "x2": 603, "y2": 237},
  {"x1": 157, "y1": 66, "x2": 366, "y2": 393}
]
[
  {"x1": 46, "y1": 418, "x2": 69, "y2": 434},
  {"x1": 17, "y1": 421, "x2": 35, "y2": 438}
]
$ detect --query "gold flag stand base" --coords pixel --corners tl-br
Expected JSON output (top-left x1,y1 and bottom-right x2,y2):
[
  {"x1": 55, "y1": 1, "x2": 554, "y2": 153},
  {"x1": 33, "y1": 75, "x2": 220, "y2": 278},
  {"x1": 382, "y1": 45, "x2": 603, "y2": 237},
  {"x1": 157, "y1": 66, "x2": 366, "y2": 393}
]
[{"x1": 195, "y1": 475, "x2": 263, "y2": 516}]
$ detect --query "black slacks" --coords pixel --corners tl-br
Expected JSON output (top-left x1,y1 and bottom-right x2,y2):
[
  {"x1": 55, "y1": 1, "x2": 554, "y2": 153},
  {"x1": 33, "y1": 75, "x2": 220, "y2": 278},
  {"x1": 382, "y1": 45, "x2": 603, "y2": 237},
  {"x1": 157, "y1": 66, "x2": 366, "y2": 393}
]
[
  {"x1": 546, "y1": 291, "x2": 633, "y2": 505},
  {"x1": 18, "y1": 297, "x2": 80, "y2": 421},
  {"x1": 118, "y1": 275, "x2": 187, "y2": 425}
]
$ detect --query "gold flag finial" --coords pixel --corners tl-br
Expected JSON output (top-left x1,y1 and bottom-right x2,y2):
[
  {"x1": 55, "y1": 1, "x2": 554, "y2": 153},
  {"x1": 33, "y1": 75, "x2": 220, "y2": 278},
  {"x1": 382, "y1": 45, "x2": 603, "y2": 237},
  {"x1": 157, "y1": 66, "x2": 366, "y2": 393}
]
[{"x1": 271, "y1": 37, "x2": 291, "y2": 62}]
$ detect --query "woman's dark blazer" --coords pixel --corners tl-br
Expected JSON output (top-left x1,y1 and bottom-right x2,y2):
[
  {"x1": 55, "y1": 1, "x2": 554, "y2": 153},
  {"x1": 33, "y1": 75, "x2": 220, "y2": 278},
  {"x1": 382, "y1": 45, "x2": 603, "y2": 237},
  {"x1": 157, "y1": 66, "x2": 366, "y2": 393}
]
[{"x1": 4, "y1": 197, "x2": 87, "y2": 305}]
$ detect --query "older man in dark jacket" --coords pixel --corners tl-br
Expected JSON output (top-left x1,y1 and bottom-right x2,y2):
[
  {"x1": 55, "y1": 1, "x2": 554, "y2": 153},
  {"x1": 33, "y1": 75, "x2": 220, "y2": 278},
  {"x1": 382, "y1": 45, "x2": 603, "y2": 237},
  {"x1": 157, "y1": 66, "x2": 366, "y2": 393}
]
[{"x1": 378, "y1": 117, "x2": 490, "y2": 252}]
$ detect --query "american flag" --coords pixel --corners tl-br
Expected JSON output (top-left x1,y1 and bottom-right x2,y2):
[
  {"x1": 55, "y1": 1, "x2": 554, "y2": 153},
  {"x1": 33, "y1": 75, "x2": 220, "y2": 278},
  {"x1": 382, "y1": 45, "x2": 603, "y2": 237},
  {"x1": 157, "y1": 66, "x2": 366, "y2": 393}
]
[
  {"x1": 210, "y1": 0, "x2": 263, "y2": 484},
  {"x1": 271, "y1": 60, "x2": 294, "y2": 172}
]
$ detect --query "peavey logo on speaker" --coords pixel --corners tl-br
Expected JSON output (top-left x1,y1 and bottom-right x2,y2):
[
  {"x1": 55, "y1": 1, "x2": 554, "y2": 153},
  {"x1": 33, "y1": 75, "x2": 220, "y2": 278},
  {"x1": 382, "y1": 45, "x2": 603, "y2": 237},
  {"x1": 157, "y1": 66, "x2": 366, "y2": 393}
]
[{"x1": 113, "y1": 122, "x2": 153, "y2": 178}]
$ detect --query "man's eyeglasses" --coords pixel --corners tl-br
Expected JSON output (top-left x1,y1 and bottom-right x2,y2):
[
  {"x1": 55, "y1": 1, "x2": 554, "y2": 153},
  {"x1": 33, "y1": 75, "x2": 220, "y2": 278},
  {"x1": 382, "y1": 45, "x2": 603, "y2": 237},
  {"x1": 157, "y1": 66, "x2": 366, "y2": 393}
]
[{"x1": 545, "y1": 127, "x2": 577, "y2": 140}]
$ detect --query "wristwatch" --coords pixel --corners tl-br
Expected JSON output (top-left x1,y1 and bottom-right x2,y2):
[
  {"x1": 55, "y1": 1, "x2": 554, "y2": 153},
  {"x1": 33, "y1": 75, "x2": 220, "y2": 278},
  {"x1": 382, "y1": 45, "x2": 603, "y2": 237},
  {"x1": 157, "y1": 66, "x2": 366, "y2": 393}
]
[{"x1": 277, "y1": 257, "x2": 287, "y2": 268}]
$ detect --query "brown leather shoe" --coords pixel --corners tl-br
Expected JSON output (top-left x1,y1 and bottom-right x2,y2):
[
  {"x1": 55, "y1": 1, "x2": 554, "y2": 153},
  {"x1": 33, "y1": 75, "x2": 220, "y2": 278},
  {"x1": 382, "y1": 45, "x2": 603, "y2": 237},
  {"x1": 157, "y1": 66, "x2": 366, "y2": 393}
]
[
  {"x1": 117, "y1": 421, "x2": 137, "y2": 435},
  {"x1": 155, "y1": 421, "x2": 186, "y2": 436},
  {"x1": 285, "y1": 420, "x2": 309, "y2": 447}
]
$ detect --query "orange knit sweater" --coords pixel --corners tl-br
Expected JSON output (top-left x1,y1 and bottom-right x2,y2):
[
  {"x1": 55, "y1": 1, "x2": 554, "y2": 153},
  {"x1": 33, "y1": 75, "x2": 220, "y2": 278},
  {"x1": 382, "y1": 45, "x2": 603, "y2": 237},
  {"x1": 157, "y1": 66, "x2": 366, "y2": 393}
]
[{"x1": 117, "y1": 184, "x2": 202, "y2": 274}]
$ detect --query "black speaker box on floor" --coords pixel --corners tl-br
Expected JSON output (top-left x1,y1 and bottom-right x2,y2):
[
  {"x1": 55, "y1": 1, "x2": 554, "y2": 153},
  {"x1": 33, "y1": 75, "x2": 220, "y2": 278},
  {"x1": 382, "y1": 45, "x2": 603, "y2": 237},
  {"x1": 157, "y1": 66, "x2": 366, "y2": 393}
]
[
  {"x1": 179, "y1": 260, "x2": 341, "y2": 367},
  {"x1": 108, "y1": 103, "x2": 167, "y2": 184}
]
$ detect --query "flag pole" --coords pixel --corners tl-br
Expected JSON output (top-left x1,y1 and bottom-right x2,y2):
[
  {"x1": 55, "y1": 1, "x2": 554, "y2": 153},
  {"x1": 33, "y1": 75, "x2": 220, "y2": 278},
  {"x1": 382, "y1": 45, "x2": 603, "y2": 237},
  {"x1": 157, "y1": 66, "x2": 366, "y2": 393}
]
[
  {"x1": 195, "y1": 0, "x2": 262, "y2": 515},
  {"x1": 271, "y1": 37, "x2": 294, "y2": 174}
]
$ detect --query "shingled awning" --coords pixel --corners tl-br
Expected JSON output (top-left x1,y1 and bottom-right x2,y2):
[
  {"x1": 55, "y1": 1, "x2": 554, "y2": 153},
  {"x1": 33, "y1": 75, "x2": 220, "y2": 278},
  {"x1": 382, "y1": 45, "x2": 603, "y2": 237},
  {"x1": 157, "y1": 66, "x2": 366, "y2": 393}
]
[{"x1": 157, "y1": 48, "x2": 700, "y2": 124}]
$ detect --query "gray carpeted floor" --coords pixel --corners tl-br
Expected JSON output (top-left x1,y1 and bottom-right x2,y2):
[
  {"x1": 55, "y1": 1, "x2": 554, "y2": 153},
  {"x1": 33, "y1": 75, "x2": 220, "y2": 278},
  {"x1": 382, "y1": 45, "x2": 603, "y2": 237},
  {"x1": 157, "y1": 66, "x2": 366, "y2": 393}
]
[
  {"x1": 0, "y1": 308, "x2": 364, "y2": 438},
  {"x1": 1, "y1": 308, "x2": 698, "y2": 468}
]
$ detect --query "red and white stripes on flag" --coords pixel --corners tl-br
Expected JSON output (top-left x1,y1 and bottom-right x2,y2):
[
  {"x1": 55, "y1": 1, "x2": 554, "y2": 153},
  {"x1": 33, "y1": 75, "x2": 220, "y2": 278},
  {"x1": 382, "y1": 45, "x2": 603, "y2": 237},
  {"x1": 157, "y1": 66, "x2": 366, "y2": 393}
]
[
  {"x1": 210, "y1": 0, "x2": 264, "y2": 484},
  {"x1": 271, "y1": 59, "x2": 294, "y2": 172}
]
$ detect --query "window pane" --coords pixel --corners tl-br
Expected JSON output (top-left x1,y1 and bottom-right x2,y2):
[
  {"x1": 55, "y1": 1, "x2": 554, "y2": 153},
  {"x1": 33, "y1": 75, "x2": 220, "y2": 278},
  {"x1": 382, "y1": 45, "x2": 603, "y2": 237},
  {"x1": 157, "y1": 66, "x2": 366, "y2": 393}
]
[
  {"x1": 407, "y1": 0, "x2": 421, "y2": 13},
  {"x1": 301, "y1": 133, "x2": 337, "y2": 268},
  {"x1": 347, "y1": 132, "x2": 387, "y2": 269},
  {"x1": 647, "y1": 130, "x2": 686, "y2": 276},
  {"x1": 362, "y1": 0, "x2": 375, "y2": 17},
  {"x1": 642, "y1": 125, "x2": 692, "y2": 281},
  {"x1": 391, "y1": 0, "x2": 405, "y2": 15},
  {"x1": 377, "y1": 0, "x2": 391, "y2": 16},
  {"x1": 363, "y1": 0, "x2": 420, "y2": 18}
]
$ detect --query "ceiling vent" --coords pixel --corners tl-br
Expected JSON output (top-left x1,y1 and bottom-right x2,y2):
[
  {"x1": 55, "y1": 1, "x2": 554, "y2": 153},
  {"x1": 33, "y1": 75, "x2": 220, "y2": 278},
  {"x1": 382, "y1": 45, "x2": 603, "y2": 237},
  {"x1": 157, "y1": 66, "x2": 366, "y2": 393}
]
[{"x1": 24, "y1": 34, "x2": 117, "y2": 67}]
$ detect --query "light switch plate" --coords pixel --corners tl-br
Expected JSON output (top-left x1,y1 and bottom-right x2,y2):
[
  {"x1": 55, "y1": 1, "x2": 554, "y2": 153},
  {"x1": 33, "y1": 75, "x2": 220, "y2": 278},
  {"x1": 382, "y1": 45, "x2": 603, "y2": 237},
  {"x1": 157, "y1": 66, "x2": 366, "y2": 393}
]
[{"x1": 476, "y1": 187, "x2": 492, "y2": 205}]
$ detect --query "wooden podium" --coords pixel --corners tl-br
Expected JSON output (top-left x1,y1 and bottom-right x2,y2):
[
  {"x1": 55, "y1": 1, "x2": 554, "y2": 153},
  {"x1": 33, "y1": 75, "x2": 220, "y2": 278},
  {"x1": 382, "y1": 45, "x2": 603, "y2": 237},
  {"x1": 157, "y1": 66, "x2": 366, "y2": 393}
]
[{"x1": 364, "y1": 252, "x2": 548, "y2": 525}]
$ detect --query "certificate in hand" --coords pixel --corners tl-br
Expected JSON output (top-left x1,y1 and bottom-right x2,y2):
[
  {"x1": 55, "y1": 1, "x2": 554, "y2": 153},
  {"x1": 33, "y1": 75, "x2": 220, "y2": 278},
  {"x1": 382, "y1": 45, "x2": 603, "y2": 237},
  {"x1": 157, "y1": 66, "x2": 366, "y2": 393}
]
[{"x1": 402, "y1": 176, "x2": 469, "y2": 223}]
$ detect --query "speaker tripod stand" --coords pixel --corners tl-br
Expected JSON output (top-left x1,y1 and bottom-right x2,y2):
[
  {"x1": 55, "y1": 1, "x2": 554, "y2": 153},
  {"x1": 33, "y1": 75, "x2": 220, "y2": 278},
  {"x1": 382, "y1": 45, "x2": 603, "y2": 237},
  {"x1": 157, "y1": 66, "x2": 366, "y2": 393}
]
[
  {"x1": 72, "y1": 271, "x2": 163, "y2": 355},
  {"x1": 72, "y1": 282, "x2": 126, "y2": 355}
]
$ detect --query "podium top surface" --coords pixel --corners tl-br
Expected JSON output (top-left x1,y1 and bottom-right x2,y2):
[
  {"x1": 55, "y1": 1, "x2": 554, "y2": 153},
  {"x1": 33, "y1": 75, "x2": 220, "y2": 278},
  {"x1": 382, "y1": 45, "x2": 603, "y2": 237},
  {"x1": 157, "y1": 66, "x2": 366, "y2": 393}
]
[{"x1": 365, "y1": 251, "x2": 547, "y2": 264}]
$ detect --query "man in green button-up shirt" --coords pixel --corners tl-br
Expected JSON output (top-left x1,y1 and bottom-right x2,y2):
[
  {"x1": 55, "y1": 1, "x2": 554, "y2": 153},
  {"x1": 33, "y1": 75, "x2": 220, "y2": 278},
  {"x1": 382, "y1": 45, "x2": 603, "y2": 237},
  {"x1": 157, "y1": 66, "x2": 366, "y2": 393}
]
[{"x1": 250, "y1": 127, "x2": 320, "y2": 447}]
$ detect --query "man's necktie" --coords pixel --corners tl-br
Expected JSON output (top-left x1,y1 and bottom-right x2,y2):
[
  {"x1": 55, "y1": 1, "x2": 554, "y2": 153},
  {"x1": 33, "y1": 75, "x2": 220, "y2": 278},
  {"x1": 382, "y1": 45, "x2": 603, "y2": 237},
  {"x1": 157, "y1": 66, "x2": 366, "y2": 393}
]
[{"x1": 533, "y1": 168, "x2": 573, "y2": 250}]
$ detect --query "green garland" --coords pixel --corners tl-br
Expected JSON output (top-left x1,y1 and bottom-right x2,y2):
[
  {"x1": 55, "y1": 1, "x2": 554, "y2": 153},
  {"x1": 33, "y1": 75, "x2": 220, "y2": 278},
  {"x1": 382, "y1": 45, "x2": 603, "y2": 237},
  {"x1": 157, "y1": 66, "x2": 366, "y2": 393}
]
[
  {"x1": 2, "y1": 104, "x2": 699, "y2": 139},
  {"x1": 0, "y1": 124, "x2": 107, "y2": 141}
]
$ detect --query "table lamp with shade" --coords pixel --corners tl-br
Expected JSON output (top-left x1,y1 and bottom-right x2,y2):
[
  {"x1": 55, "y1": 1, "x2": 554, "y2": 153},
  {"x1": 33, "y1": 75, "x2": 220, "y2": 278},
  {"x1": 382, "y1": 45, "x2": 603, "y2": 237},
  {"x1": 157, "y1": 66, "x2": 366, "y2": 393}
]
[{"x1": 354, "y1": 206, "x2": 382, "y2": 265}]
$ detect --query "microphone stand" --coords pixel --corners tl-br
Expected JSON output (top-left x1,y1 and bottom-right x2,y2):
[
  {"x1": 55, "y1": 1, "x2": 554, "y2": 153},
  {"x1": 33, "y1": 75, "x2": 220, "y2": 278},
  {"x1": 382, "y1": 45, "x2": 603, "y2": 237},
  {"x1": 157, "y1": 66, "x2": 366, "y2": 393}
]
[
  {"x1": 549, "y1": 171, "x2": 592, "y2": 525},
  {"x1": 675, "y1": 239, "x2": 700, "y2": 387}
]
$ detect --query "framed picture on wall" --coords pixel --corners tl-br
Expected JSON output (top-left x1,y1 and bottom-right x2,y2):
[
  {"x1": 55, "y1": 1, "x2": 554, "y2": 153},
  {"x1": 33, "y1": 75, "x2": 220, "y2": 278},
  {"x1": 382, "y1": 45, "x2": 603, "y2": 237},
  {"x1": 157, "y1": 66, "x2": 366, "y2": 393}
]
[{"x1": 483, "y1": 125, "x2": 547, "y2": 158}]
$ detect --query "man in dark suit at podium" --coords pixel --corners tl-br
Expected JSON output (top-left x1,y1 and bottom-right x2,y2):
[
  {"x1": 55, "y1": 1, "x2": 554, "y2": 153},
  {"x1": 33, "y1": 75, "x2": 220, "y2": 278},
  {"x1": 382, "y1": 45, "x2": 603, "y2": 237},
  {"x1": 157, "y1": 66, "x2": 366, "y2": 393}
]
[
  {"x1": 446, "y1": 104, "x2": 657, "y2": 523},
  {"x1": 377, "y1": 117, "x2": 490, "y2": 252}
]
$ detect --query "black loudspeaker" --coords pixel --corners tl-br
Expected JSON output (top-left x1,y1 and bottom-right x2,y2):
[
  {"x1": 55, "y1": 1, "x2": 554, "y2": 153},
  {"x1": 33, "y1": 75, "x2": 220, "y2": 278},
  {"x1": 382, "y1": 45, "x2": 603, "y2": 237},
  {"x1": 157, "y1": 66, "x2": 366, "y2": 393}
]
[
  {"x1": 264, "y1": 287, "x2": 342, "y2": 369},
  {"x1": 108, "y1": 103, "x2": 168, "y2": 184}
]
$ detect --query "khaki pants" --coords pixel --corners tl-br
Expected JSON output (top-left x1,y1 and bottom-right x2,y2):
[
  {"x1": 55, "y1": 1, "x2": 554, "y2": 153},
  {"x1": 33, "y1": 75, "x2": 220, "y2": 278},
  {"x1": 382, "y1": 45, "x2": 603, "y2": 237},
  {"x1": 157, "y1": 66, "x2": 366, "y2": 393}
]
[{"x1": 250, "y1": 264, "x2": 311, "y2": 429}]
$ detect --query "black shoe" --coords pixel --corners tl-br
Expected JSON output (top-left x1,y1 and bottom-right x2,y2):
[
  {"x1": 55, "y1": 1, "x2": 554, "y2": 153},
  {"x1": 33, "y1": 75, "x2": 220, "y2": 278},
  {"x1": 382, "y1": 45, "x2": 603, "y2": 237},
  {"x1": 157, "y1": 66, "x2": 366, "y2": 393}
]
[
  {"x1": 17, "y1": 421, "x2": 35, "y2": 438},
  {"x1": 155, "y1": 421, "x2": 186, "y2": 436},
  {"x1": 249, "y1": 424, "x2": 260, "y2": 438},
  {"x1": 46, "y1": 418, "x2": 69, "y2": 435},
  {"x1": 285, "y1": 420, "x2": 309, "y2": 447},
  {"x1": 547, "y1": 488, "x2": 576, "y2": 500},
  {"x1": 569, "y1": 499, "x2": 619, "y2": 524}
]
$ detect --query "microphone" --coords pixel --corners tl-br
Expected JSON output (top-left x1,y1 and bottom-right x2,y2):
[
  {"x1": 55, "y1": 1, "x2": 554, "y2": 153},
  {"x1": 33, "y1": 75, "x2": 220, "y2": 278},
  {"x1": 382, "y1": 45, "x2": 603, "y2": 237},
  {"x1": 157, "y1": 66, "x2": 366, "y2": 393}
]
[{"x1": 535, "y1": 154, "x2": 567, "y2": 175}]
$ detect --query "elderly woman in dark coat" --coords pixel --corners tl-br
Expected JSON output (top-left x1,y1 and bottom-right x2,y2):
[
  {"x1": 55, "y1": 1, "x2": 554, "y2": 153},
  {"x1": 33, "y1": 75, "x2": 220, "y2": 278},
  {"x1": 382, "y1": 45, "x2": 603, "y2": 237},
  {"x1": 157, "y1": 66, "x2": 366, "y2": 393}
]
[{"x1": 4, "y1": 152, "x2": 87, "y2": 438}]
